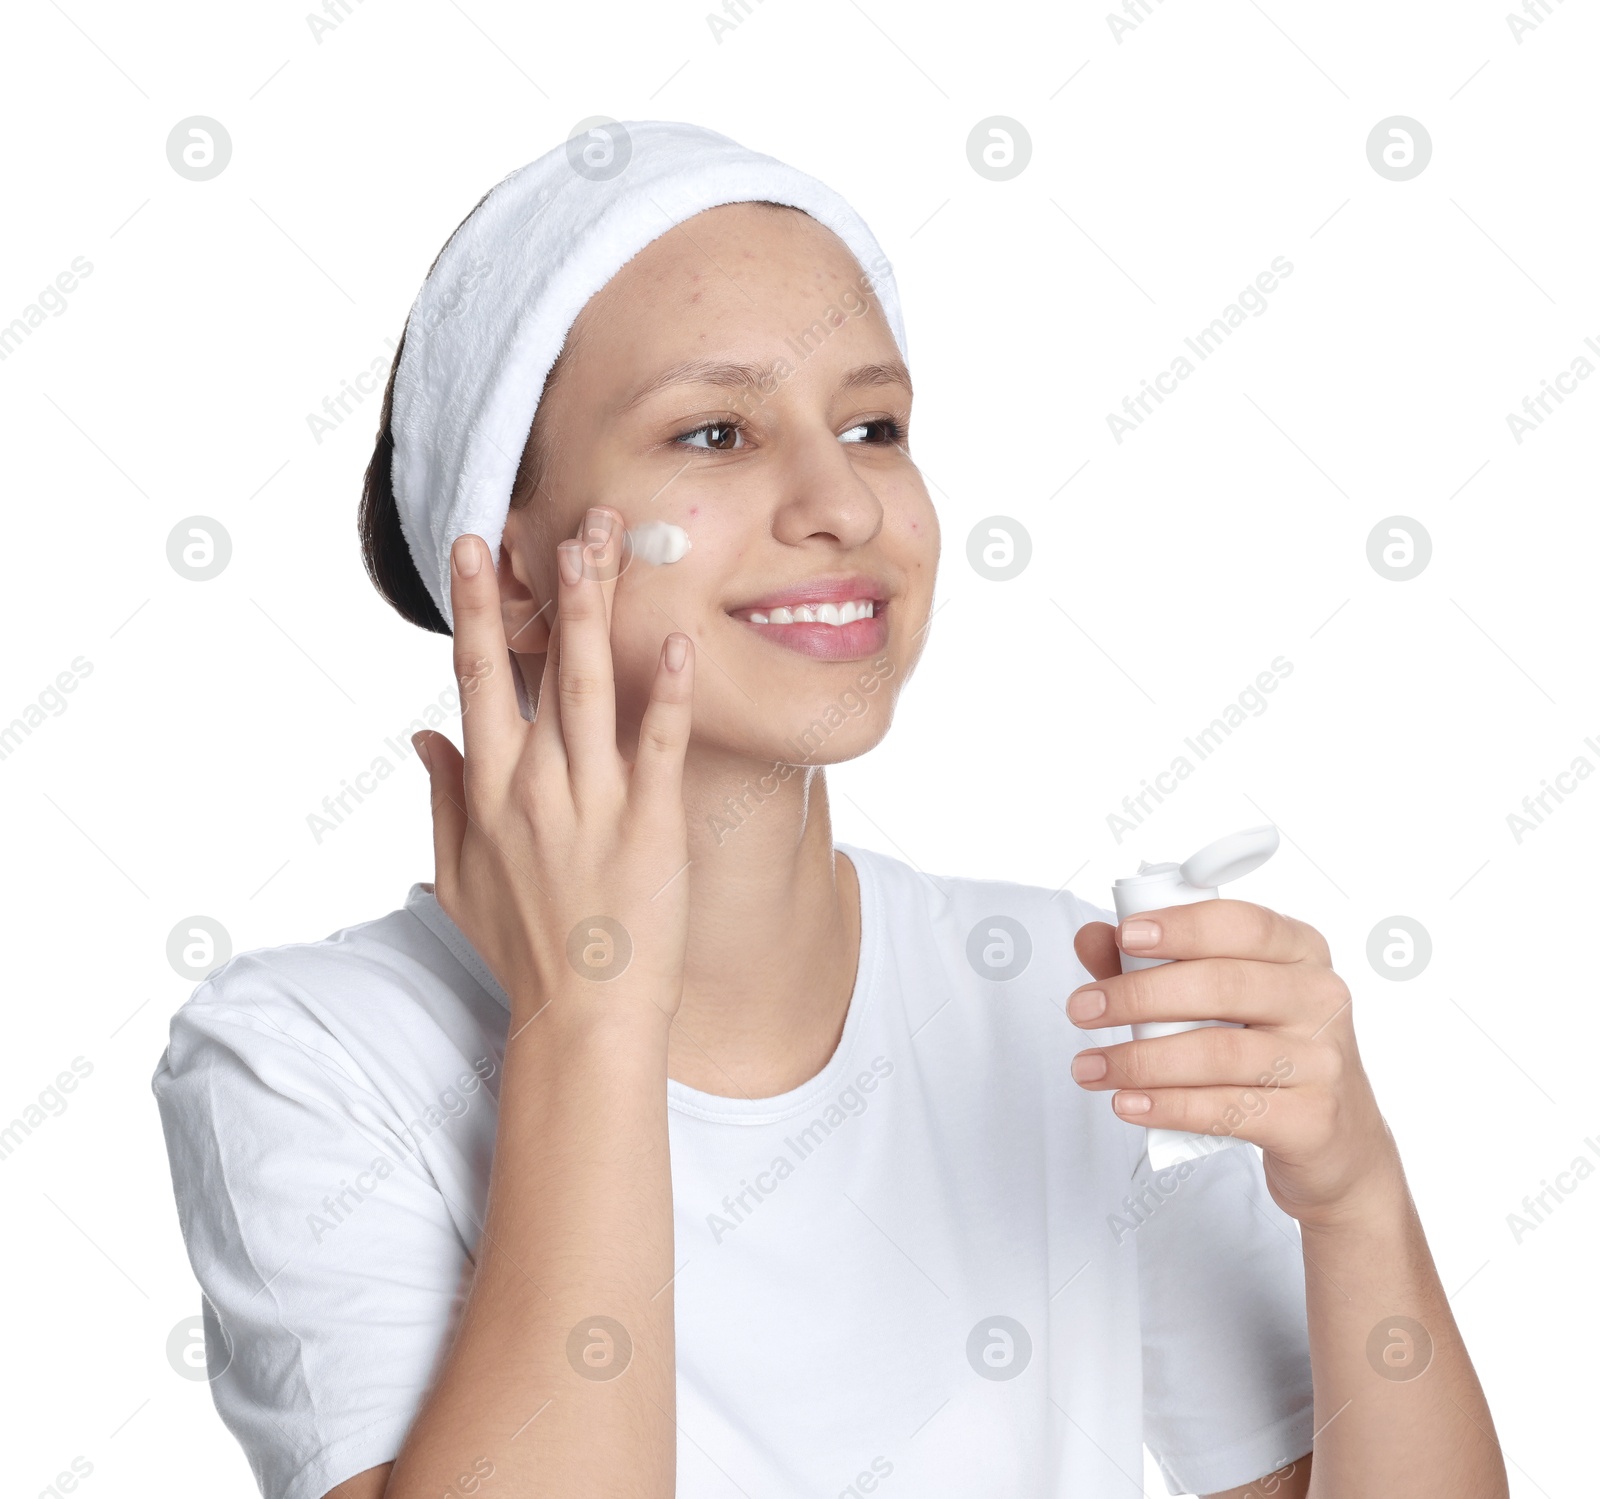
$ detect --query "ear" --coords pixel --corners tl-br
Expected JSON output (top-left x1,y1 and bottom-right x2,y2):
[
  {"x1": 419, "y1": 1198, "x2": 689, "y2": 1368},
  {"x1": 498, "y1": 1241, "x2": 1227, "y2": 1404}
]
[
  {"x1": 497, "y1": 535, "x2": 553, "y2": 723},
  {"x1": 497, "y1": 534, "x2": 554, "y2": 656}
]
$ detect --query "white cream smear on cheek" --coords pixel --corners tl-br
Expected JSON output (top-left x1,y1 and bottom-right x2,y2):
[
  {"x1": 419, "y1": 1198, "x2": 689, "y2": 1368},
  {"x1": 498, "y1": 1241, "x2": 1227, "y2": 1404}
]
[{"x1": 625, "y1": 521, "x2": 691, "y2": 565}]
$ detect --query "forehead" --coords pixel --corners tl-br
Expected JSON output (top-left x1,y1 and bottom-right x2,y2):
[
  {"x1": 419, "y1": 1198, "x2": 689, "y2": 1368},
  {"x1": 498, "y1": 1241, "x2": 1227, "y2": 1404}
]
[
  {"x1": 554, "y1": 202, "x2": 900, "y2": 405},
  {"x1": 579, "y1": 202, "x2": 874, "y2": 333}
]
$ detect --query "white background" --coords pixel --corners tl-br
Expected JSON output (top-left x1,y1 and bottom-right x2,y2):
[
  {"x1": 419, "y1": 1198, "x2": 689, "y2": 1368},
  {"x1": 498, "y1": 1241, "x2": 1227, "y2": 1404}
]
[{"x1": 1, "y1": 1, "x2": 1595, "y2": 1495}]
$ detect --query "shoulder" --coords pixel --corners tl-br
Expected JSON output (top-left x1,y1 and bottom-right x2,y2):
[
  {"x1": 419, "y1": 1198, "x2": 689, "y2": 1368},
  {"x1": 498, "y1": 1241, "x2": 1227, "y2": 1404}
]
[
  {"x1": 843, "y1": 841, "x2": 1116, "y2": 958},
  {"x1": 839, "y1": 844, "x2": 1138, "y2": 1166},
  {"x1": 152, "y1": 888, "x2": 503, "y2": 1107},
  {"x1": 841, "y1": 841, "x2": 1121, "y2": 1049}
]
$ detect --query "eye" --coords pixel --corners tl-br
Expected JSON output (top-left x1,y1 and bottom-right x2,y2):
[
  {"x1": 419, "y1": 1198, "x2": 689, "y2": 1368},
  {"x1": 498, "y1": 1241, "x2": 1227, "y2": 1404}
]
[
  {"x1": 840, "y1": 417, "x2": 907, "y2": 445},
  {"x1": 675, "y1": 421, "x2": 745, "y2": 451}
]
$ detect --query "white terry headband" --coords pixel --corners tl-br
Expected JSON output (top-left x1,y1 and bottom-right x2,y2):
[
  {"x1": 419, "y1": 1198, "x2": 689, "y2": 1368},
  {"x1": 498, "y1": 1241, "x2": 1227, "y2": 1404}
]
[{"x1": 389, "y1": 118, "x2": 910, "y2": 633}]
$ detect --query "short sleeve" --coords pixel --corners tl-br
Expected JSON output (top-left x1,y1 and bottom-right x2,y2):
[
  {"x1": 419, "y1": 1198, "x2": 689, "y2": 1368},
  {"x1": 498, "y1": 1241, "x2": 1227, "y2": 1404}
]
[
  {"x1": 1136, "y1": 1143, "x2": 1315, "y2": 1495},
  {"x1": 152, "y1": 984, "x2": 474, "y2": 1499}
]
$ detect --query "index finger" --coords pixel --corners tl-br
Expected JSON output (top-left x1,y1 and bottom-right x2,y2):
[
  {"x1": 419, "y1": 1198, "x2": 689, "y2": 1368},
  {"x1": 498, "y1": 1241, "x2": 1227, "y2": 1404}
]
[
  {"x1": 1115, "y1": 899, "x2": 1329, "y2": 966},
  {"x1": 449, "y1": 533, "x2": 525, "y2": 777},
  {"x1": 1067, "y1": 954, "x2": 1312, "y2": 1031}
]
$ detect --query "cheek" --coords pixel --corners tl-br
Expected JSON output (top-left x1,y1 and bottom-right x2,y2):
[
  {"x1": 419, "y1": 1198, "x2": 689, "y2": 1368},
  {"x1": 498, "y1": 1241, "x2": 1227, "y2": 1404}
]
[
  {"x1": 607, "y1": 593, "x2": 666, "y2": 687},
  {"x1": 608, "y1": 571, "x2": 708, "y2": 696},
  {"x1": 897, "y1": 489, "x2": 940, "y2": 570}
]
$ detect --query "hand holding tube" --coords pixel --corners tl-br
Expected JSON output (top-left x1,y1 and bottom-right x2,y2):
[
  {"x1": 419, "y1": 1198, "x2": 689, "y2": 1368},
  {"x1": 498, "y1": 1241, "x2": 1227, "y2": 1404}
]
[{"x1": 1066, "y1": 826, "x2": 1397, "y2": 1223}]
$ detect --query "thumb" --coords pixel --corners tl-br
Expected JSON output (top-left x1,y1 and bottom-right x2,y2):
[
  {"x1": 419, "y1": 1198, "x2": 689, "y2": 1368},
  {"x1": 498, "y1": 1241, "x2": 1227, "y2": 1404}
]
[
  {"x1": 413, "y1": 730, "x2": 467, "y2": 904},
  {"x1": 1073, "y1": 920, "x2": 1123, "y2": 983}
]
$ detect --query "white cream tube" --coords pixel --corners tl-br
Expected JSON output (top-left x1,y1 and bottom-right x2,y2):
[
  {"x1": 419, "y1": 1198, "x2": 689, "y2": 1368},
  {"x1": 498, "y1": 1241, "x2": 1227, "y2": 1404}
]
[{"x1": 1111, "y1": 825, "x2": 1279, "y2": 1172}]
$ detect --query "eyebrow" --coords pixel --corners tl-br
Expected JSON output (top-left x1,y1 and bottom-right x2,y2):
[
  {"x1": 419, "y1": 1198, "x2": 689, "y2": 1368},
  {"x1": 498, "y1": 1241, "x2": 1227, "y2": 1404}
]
[{"x1": 618, "y1": 357, "x2": 912, "y2": 412}]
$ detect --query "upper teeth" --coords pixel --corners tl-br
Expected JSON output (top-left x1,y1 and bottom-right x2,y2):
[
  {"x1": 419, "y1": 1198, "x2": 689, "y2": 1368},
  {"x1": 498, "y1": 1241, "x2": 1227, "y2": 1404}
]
[{"x1": 748, "y1": 600, "x2": 876, "y2": 626}]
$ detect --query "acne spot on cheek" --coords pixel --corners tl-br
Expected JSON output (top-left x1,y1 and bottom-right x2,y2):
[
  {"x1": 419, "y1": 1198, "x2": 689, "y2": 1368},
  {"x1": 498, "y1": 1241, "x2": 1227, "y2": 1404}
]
[{"x1": 689, "y1": 506, "x2": 699, "y2": 517}]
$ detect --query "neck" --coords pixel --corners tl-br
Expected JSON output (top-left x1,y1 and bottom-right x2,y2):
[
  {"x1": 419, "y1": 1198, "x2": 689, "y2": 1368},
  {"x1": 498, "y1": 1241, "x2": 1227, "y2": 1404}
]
[{"x1": 669, "y1": 746, "x2": 861, "y2": 1098}]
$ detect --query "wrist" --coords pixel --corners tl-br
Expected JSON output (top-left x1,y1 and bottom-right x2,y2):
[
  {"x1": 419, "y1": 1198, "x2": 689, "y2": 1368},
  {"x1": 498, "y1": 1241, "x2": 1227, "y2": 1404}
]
[
  {"x1": 508, "y1": 981, "x2": 678, "y2": 1048},
  {"x1": 1295, "y1": 1137, "x2": 1413, "y2": 1239}
]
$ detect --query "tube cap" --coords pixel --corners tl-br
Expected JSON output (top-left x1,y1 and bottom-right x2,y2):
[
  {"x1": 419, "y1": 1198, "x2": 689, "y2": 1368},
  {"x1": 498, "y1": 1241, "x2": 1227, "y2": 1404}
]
[{"x1": 1178, "y1": 824, "x2": 1280, "y2": 890}]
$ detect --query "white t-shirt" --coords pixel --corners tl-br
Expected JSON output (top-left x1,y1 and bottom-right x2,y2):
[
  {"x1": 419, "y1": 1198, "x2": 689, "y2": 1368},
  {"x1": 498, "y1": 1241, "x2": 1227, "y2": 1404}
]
[{"x1": 152, "y1": 842, "x2": 1314, "y2": 1499}]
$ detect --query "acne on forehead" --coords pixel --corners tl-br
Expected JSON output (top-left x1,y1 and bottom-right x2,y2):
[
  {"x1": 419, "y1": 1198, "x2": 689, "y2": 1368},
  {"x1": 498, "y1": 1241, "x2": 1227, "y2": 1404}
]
[{"x1": 570, "y1": 209, "x2": 893, "y2": 404}]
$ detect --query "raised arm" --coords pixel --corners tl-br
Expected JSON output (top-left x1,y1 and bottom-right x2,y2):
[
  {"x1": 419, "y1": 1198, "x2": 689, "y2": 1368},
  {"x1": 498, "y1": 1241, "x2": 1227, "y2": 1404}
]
[{"x1": 343, "y1": 513, "x2": 694, "y2": 1499}]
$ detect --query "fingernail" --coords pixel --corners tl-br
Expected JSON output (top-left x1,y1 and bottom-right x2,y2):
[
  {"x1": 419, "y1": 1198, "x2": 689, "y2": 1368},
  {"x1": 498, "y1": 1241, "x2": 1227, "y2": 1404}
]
[
  {"x1": 453, "y1": 534, "x2": 482, "y2": 578},
  {"x1": 1113, "y1": 1092, "x2": 1152, "y2": 1116},
  {"x1": 1067, "y1": 989, "x2": 1106, "y2": 1022},
  {"x1": 557, "y1": 540, "x2": 583, "y2": 585},
  {"x1": 1120, "y1": 920, "x2": 1160, "y2": 950},
  {"x1": 585, "y1": 507, "x2": 614, "y2": 541},
  {"x1": 1071, "y1": 1051, "x2": 1107, "y2": 1083},
  {"x1": 665, "y1": 633, "x2": 688, "y2": 671},
  {"x1": 410, "y1": 731, "x2": 430, "y2": 770}
]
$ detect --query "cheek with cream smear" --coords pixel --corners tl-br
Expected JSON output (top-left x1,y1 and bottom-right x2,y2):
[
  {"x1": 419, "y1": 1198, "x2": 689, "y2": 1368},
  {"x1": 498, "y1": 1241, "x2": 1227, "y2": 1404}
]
[{"x1": 626, "y1": 521, "x2": 691, "y2": 565}]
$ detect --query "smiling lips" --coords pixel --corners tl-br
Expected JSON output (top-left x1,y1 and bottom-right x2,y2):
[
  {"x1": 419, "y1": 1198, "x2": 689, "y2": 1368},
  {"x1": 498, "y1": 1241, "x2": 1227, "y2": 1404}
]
[
  {"x1": 727, "y1": 575, "x2": 890, "y2": 661},
  {"x1": 747, "y1": 599, "x2": 875, "y2": 626}
]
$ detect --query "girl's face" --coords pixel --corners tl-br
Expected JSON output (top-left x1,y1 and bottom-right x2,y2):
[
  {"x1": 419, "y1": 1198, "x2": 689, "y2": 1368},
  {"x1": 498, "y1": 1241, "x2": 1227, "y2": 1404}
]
[{"x1": 498, "y1": 201, "x2": 938, "y2": 767}]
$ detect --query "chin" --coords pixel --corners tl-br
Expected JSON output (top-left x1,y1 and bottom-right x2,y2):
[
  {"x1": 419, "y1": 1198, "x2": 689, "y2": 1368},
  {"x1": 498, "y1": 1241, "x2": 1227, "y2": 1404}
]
[{"x1": 756, "y1": 689, "x2": 896, "y2": 768}]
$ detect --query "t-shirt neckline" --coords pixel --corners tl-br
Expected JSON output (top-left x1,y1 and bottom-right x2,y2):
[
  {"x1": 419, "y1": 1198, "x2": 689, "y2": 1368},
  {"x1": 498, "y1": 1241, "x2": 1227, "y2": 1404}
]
[{"x1": 402, "y1": 841, "x2": 882, "y2": 1127}]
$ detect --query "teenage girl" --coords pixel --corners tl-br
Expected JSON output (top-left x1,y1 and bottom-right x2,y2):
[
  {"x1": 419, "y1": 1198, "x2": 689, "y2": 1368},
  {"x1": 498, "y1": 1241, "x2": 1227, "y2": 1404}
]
[{"x1": 155, "y1": 129, "x2": 1507, "y2": 1499}]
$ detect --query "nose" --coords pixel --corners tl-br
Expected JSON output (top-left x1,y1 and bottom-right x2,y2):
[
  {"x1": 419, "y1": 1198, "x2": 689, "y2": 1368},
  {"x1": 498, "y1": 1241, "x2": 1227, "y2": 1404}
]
[{"x1": 768, "y1": 427, "x2": 886, "y2": 551}]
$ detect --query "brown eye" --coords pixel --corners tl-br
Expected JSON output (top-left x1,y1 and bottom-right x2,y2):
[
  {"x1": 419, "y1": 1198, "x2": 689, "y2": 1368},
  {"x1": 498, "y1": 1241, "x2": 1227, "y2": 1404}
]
[
  {"x1": 678, "y1": 421, "x2": 744, "y2": 451},
  {"x1": 840, "y1": 418, "x2": 907, "y2": 445}
]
